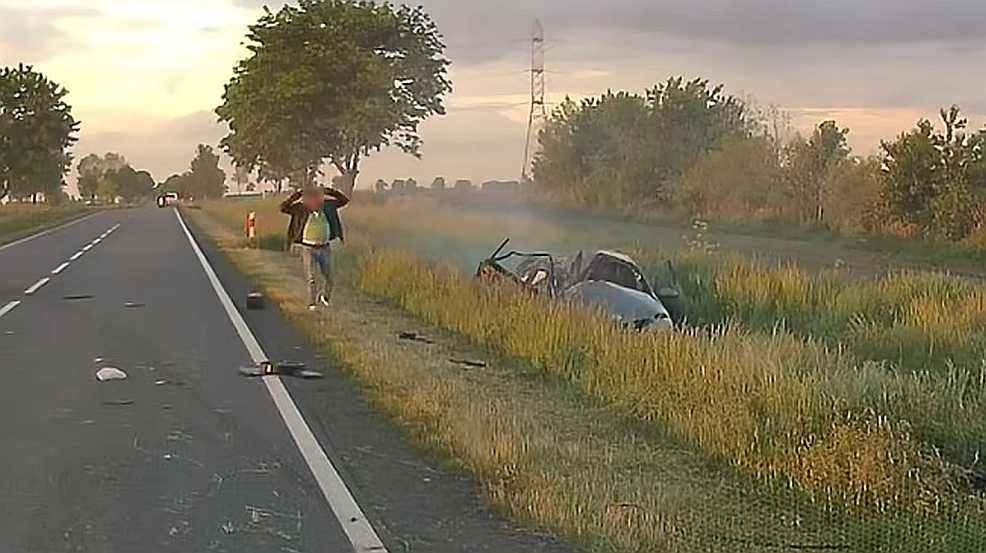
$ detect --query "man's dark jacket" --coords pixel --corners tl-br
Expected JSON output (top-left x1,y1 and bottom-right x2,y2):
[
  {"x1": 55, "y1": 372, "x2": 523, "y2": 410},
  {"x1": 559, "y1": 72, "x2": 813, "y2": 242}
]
[{"x1": 280, "y1": 189, "x2": 348, "y2": 245}]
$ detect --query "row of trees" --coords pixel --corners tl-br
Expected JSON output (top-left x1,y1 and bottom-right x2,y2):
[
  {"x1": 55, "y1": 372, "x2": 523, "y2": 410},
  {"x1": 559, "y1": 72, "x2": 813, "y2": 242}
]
[
  {"x1": 0, "y1": 64, "x2": 79, "y2": 202},
  {"x1": 77, "y1": 153, "x2": 156, "y2": 203},
  {"x1": 3, "y1": 1, "x2": 452, "y2": 206},
  {"x1": 158, "y1": 145, "x2": 227, "y2": 200},
  {"x1": 532, "y1": 78, "x2": 986, "y2": 241}
]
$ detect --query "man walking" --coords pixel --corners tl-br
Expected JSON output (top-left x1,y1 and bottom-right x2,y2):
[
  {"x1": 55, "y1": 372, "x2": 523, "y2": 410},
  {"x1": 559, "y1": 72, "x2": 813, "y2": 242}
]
[{"x1": 280, "y1": 186, "x2": 350, "y2": 310}]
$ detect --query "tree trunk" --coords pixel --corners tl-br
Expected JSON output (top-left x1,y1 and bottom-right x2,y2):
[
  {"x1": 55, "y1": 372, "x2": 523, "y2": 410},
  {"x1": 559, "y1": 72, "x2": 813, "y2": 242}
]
[{"x1": 336, "y1": 171, "x2": 357, "y2": 196}]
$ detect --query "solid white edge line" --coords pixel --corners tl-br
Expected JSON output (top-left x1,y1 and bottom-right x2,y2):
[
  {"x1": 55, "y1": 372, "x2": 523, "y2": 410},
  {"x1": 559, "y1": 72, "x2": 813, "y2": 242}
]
[
  {"x1": 24, "y1": 277, "x2": 50, "y2": 295},
  {"x1": 52, "y1": 262, "x2": 70, "y2": 275},
  {"x1": 0, "y1": 212, "x2": 100, "y2": 253},
  {"x1": 174, "y1": 210, "x2": 388, "y2": 553},
  {"x1": 0, "y1": 300, "x2": 21, "y2": 319},
  {"x1": 70, "y1": 251, "x2": 85, "y2": 261}
]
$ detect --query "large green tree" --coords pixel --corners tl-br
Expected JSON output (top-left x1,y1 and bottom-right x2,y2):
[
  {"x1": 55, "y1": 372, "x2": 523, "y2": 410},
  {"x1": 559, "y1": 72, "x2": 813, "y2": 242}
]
[
  {"x1": 77, "y1": 152, "x2": 128, "y2": 201},
  {"x1": 533, "y1": 78, "x2": 751, "y2": 208},
  {"x1": 0, "y1": 64, "x2": 79, "y2": 201},
  {"x1": 880, "y1": 107, "x2": 986, "y2": 239},
  {"x1": 216, "y1": 0, "x2": 452, "y2": 194},
  {"x1": 782, "y1": 120, "x2": 851, "y2": 224},
  {"x1": 186, "y1": 144, "x2": 227, "y2": 199},
  {"x1": 106, "y1": 165, "x2": 155, "y2": 202}
]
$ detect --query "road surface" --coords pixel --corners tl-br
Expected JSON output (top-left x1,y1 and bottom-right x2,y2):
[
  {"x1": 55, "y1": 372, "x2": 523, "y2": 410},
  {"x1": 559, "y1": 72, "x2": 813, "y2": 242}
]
[{"x1": 0, "y1": 207, "x2": 567, "y2": 553}]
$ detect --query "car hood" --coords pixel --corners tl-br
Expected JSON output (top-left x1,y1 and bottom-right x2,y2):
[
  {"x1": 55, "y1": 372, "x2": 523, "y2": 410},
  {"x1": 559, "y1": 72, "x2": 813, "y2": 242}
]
[{"x1": 564, "y1": 280, "x2": 673, "y2": 331}]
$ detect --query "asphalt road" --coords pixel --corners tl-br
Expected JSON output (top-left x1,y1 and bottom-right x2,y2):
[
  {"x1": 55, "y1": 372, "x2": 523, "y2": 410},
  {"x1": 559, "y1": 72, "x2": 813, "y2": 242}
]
[{"x1": 0, "y1": 207, "x2": 567, "y2": 553}]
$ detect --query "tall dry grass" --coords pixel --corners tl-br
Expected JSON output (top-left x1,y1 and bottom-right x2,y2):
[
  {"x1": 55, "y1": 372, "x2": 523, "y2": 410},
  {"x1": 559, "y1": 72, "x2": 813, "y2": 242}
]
[
  {"x1": 192, "y1": 203, "x2": 986, "y2": 551},
  {"x1": 356, "y1": 249, "x2": 983, "y2": 511}
]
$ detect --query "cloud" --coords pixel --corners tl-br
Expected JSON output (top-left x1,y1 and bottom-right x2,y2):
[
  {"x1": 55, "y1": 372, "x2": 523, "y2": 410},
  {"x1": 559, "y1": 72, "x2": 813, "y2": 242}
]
[
  {"x1": 14, "y1": 0, "x2": 986, "y2": 189},
  {"x1": 72, "y1": 110, "x2": 225, "y2": 187},
  {"x1": 0, "y1": 6, "x2": 99, "y2": 64}
]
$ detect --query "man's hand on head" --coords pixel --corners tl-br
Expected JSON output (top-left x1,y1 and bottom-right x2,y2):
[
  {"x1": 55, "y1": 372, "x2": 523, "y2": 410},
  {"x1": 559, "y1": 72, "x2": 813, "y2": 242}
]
[{"x1": 324, "y1": 187, "x2": 350, "y2": 208}]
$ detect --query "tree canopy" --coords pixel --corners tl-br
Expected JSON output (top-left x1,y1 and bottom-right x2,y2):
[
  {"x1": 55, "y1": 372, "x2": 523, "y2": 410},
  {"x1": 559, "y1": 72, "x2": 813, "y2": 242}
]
[
  {"x1": 76, "y1": 153, "x2": 155, "y2": 203},
  {"x1": 77, "y1": 152, "x2": 128, "y2": 200},
  {"x1": 880, "y1": 106, "x2": 986, "y2": 239},
  {"x1": 533, "y1": 78, "x2": 752, "y2": 207},
  {"x1": 159, "y1": 144, "x2": 227, "y2": 200},
  {"x1": 0, "y1": 64, "x2": 79, "y2": 201},
  {"x1": 216, "y1": 0, "x2": 452, "y2": 194}
]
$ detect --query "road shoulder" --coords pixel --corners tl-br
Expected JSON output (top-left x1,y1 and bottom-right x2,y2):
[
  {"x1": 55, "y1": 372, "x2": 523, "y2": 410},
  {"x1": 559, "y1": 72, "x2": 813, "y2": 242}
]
[{"x1": 185, "y1": 209, "x2": 572, "y2": 552}]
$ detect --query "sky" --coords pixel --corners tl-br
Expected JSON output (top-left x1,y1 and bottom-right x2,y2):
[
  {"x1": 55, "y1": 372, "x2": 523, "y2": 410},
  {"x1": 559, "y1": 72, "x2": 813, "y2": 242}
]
[{"x1": 3, "y1": 0, "x2": 986, "y2": 194}]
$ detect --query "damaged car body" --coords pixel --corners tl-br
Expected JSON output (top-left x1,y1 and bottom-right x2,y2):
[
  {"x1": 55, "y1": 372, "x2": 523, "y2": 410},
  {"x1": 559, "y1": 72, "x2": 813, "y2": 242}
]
[{"x1": 477, "y1": 239, "x2": 678, "y2": 332}]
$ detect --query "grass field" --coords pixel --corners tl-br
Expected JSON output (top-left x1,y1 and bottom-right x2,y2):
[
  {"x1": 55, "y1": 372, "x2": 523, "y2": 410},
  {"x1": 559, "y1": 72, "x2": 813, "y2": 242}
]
[
  {"x1": 194, "y1": 196, "x2": 986, "y2": 551},
  {"x1": 0, "y1": 203, "x2": 92, "y2": 245}
]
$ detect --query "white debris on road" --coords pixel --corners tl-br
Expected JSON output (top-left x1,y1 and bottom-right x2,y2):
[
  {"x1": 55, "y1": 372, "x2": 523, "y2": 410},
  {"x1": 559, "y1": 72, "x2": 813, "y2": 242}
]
[{"x1": 95, "y1": 367, "x2": 128, "y2": 381}]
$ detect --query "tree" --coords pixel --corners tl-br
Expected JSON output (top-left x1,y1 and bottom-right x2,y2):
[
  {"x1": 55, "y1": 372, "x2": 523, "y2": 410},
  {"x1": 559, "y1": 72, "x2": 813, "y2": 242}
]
[
  {"x1": 77, "y1": 152, "x2": 129, "y2": 201},
  {"x1": 534, "y1": 92, "x2": 652, "y2": 206},
  {"x1": 431, "y1": 176, "x2": 446, "y2": 190},
  {"x1": 647, "y1": 77, "x2": 751, "y2": 193},
  {"x1": 216, "y1": 0, "x2": 452, "y2": 195},
  {"x1": 879, "y1": 107, "x2": 986, "y2": 239},
  {"x1": 824, "y1": 157, "x2": 883, "y2": 234},
  {"x1": 782, "y1": 120, "x2": 850, "y2": 224},
  {"x1": 186, "y1": 144, "x2": 227, "y2": 199},
  {"x1": 533, "y1": 79, "x2": 751, "y2": 208},
  {"x1": 233, "y1": 163, "x2": 250, "y2": 195},
  {"x1": 0, "y1": 64, "x2": 79, "y2": 201},
  {"x1": 675, "y1": 135, "x2": 782, "y2": 220},
  {"x1": 106, "y1": 166, "x2": 155, "y2": 203},
  {"x1": 258, "y1": 163, "x2": 289, "y2": 194},
  {"x1": 77, "y1": 154, "x2": 103, "y2": 199},
  {"x1": 160, "y1": 173, "x2": 190, "y2": 196}
]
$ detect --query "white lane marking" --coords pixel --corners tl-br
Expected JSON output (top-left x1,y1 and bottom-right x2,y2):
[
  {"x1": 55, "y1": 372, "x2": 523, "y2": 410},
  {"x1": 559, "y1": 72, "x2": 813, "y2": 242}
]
[
  {"x1": 92, "y1": 238, "x2": 102, "y2": 245},
  {"x1": 82, "y1": 244, "x2": 93, "y2": 252},
  {"x1": 0, "y1": 300, "x2": 21, "y2": 320},
  {"x1": 174, "y1": 210, "x2": 388, "y2": 553},
  {"x1": 52, "y1": 262, "x2": 71, "y2": 275},
  {"x1": 0, "y1": 212, "x2": 100, "y2": 253},
  {"x1": 70, "y1": 251, "x2": 85, "y2": 261},
  {"x1": 24, "y1": 277, "x2": 50, "y2": 295}
]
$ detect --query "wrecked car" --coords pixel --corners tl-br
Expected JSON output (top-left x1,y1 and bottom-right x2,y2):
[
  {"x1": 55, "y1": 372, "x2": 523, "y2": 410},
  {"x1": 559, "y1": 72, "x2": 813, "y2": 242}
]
[{"x1": 477, "y1": 239, "x2": 678, "y2": 332}]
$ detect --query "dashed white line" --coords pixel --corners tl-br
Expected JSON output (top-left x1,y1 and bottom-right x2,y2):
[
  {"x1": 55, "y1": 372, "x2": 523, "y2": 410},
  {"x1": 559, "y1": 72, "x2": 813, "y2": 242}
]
[
  {"x1": 0, "y1": 300, "x2": 21, "y2": 320},
  {"x1": 70, "y1": 251, "x2": 85, "y2": 261},
  {"x1": 24, "y1": 277, "x2": 50, "y2": 296},
  {"x1": 82, "y1": 244, "x2": 93, "y2": 252},
  {"x1": 52, "y1": 262, "x2": 71, "y2": 275},
  {"x1": 174, "y1": 210, "x2": 388, "y2": 553}
]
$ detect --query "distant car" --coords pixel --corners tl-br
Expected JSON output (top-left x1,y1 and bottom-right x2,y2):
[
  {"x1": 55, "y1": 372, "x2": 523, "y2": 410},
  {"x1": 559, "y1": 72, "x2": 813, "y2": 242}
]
[
  {"x1": 157, "y1": 192, "x2": 179, "y2": 208},
  {"x1": 477, "y1": 239, "x2": 678, "y2": 332}
]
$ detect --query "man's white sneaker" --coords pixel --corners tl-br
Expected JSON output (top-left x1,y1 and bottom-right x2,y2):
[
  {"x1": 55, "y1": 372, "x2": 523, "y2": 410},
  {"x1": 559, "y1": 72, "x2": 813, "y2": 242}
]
[
  {"x1": 307, "y1": 304, "x2": 317, "y2": 311},
  {"x1": 318, "y1": 294, "x2": 331, "y2": 307}
]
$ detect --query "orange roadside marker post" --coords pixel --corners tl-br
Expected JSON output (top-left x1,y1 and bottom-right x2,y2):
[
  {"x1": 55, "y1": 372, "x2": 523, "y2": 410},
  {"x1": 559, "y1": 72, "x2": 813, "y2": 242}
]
[{"x1": 247, "y1": 211, "x2": 257, "y2": 248}]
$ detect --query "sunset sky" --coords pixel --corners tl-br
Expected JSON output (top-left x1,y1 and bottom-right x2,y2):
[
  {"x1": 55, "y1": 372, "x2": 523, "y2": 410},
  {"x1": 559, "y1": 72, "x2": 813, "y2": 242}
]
[{"x1": 3, "y1": 0, "x2": 985, "y2": 194}]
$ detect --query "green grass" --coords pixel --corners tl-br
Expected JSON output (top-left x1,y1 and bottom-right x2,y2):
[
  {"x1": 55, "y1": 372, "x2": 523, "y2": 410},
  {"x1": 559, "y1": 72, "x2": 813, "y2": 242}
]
[
  {"x1": 198, "y1": 198, "x2": 986, "y2": 518},
  {"x1": 0, "y1": 203, "x2": 92, "y2": 245},
  {"x1": 190, "y1": 206, "x2": 986, "y2": 552}
]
